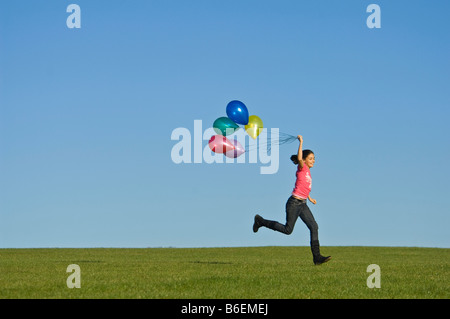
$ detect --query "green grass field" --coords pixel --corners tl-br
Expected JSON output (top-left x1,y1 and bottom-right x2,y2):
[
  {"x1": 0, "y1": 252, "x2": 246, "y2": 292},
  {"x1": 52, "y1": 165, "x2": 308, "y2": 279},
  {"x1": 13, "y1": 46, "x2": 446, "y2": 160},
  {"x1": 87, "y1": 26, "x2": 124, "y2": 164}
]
[{"x1": 1, "y1": 246, "x2": 448, "y2": 299}]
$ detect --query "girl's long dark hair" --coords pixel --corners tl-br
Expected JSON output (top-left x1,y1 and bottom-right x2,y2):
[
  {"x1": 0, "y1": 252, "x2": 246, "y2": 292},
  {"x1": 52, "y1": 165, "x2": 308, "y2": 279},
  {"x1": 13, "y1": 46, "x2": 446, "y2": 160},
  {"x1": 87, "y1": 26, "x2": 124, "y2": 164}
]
[{"x1": 290, "y1": 150, "x2": 314, "y2": 165}]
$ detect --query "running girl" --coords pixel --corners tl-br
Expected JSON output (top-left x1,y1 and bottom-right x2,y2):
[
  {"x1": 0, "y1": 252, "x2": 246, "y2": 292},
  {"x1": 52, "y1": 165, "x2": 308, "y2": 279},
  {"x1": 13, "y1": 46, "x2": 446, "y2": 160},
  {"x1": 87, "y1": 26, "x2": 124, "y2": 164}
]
[{"x1": 253, "y1": 135, "x2": 331, "y2": 265}]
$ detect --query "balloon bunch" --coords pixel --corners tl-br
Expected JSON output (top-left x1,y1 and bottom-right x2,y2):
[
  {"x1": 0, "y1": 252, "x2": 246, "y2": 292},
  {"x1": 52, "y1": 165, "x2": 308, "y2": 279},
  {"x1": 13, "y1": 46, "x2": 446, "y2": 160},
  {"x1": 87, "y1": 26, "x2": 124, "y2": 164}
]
[{"x1": 208, "y1": 100, "x2": 264, "y2": 158}]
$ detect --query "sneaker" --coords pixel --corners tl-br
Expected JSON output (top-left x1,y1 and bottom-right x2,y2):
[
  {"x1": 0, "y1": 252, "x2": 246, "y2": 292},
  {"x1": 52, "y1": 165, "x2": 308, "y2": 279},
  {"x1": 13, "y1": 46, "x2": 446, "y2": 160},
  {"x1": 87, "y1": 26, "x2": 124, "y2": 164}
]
[
  {"x1": 253, "y1": 214, "x2": 264, "y2": 233},
  {"x1": 313, "y1": 255, "x2": 332, "y2": 265}
]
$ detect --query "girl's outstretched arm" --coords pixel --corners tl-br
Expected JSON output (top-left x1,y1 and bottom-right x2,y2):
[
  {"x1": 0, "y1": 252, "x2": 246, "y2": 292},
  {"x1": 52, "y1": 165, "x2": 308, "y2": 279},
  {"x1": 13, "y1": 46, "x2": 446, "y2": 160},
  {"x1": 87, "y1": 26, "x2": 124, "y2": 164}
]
[{"x1": 297, "y1": 135, "x2": 303, "y2": 168}]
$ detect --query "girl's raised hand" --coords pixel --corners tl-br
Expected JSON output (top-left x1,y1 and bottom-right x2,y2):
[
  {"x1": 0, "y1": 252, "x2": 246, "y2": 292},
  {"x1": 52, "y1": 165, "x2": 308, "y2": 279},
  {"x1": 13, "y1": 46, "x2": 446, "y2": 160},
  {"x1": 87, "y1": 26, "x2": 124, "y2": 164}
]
[{"x1": 297, "y1": 135, "x2": 303, "y2": 143}]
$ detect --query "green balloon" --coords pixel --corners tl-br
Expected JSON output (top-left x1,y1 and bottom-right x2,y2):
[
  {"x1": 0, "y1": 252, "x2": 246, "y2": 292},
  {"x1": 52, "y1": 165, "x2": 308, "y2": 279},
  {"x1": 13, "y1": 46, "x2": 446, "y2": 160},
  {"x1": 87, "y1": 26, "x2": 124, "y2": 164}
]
[{"x1": 213, "y1": 117, "x2": 240, "y2": 136}]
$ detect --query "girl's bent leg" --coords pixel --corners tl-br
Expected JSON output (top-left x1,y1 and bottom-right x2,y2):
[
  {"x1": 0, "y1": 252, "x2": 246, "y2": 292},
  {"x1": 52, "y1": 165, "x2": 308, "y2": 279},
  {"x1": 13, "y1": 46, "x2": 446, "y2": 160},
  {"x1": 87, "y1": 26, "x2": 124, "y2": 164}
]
[{"x1": 259, "y1": 197, "x2": 300, "y2": 235}]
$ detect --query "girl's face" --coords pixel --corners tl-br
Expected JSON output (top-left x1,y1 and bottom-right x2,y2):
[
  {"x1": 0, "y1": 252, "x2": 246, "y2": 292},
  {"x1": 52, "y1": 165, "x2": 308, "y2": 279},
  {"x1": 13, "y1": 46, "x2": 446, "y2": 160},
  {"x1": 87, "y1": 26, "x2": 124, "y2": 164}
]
[{"x1": 304, "y1": 153, "x2": 315, "y2": 168}]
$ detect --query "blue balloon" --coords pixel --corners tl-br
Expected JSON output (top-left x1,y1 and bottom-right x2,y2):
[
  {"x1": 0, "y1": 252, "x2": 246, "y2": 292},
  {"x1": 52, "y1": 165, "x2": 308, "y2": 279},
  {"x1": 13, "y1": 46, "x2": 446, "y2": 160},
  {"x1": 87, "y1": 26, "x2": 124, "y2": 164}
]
[{"x1": 226, "y1": 100, "x2": 249, "y2": 125}]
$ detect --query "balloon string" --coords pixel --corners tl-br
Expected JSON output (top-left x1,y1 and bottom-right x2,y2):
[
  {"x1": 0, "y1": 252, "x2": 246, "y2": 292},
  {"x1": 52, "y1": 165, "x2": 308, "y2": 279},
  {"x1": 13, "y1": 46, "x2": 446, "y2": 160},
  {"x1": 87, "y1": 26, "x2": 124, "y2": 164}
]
[{"x1": 244, "y1": 131, "x2": 298, "y2": 153}]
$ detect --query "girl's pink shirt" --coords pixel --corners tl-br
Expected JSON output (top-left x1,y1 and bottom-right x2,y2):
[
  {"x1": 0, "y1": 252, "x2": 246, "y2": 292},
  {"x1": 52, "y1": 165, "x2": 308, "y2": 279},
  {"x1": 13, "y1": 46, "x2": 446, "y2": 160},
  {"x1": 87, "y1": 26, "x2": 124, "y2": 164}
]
[{"x1": 292, "y1": 164, "x2": 312, "y2": 199}]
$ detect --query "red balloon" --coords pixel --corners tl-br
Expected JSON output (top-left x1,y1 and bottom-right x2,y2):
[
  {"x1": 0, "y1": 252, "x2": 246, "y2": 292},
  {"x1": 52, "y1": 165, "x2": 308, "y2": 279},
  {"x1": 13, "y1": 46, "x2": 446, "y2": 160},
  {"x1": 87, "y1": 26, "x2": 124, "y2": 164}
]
[{"x1": 208, "y1": 135, "x2": 235, "y2": 154}]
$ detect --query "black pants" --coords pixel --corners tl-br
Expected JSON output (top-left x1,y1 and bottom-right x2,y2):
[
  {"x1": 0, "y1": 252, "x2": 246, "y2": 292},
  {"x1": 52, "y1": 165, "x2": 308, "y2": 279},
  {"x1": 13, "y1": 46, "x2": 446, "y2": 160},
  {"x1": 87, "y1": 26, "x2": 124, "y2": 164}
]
[{"x1": 263, "y1": 196, "x2": 319, "y2": 242}]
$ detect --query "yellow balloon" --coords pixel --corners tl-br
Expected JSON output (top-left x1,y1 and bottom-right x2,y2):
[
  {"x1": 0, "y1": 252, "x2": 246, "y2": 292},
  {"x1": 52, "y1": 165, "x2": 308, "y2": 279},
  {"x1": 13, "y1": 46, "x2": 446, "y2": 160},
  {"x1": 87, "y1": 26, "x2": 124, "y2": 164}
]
[{"x1": 245, "y1": 115, "x2": 263, "y2": 139}]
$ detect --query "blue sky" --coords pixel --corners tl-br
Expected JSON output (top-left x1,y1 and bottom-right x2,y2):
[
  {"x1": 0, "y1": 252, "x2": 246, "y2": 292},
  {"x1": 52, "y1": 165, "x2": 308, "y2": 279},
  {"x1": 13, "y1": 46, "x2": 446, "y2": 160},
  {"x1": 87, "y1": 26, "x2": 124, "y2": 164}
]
[{"x1": 1, "y1": 1, "x2": 449, "y2": 248}]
